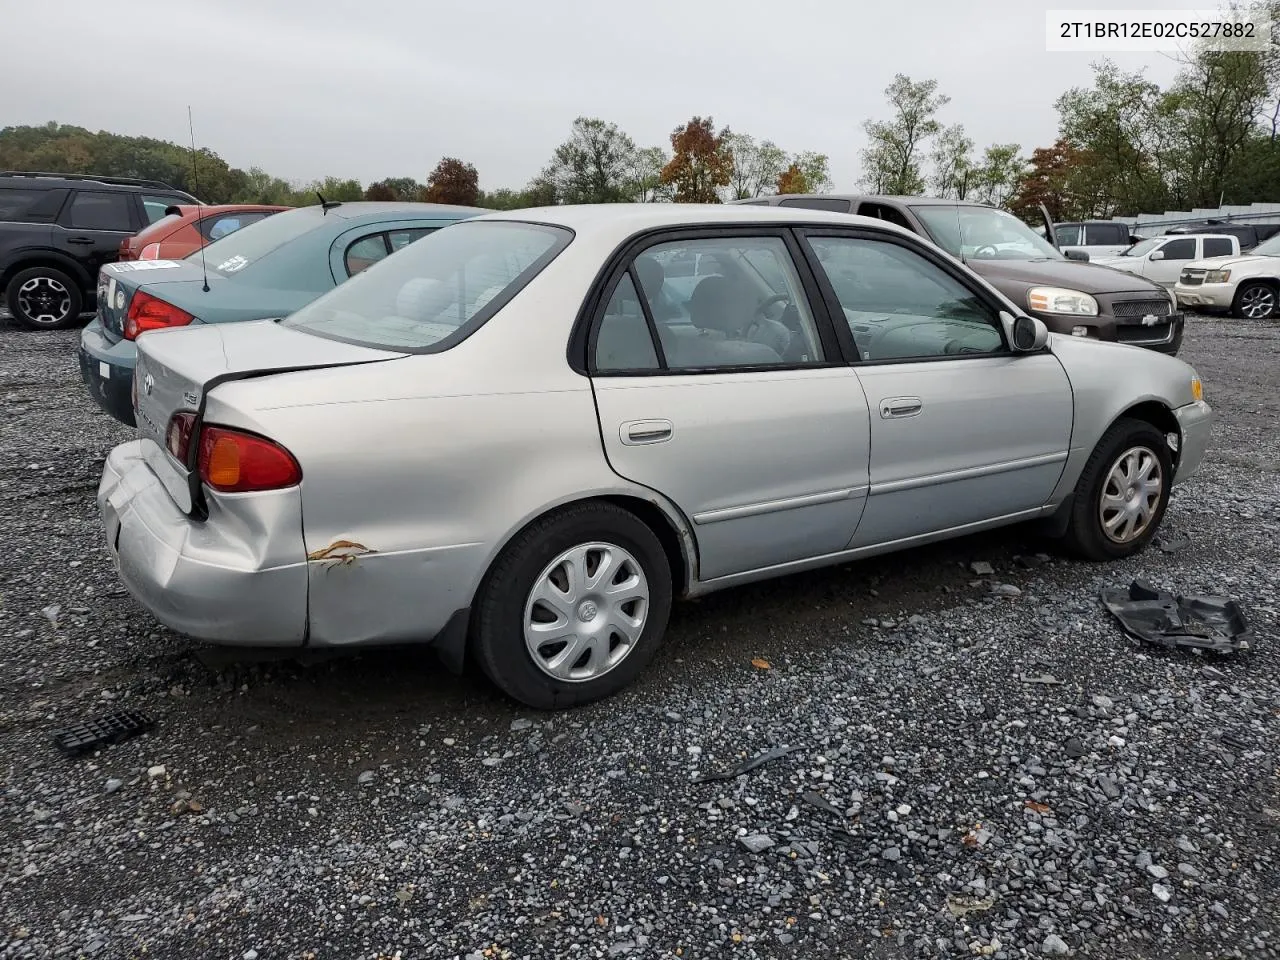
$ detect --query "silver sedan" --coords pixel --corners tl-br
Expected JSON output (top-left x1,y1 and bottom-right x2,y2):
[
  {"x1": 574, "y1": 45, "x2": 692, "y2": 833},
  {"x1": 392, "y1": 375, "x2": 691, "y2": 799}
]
[{"x1": 100, "y1": 204, "x2": 1213, "y2": 709}]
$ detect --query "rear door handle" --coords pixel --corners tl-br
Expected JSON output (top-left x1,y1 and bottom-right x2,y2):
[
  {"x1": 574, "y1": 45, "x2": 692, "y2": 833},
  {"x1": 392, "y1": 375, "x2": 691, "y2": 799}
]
[
  {"x1": 621, "y1": 419, "x2": 674, "y2": 445},
  {"x1": 880, "y1": 397, "x2": 923, "y2": 419},
  {"x1": 67, "y1": 237, "x2": 96, "y2": 245}
]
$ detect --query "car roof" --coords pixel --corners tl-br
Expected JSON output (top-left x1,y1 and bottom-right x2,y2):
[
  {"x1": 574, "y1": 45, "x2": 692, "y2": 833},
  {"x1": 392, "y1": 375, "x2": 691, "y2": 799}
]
[
  {"x1": 320, "y1": 201, "x2": 486, "y2": 221},
  {"x1": 471, "y1": 202, "x2": 917, "y2": 243},
  {"x1": 737, "y1": 193, "x2": 997, "y2": 208}
]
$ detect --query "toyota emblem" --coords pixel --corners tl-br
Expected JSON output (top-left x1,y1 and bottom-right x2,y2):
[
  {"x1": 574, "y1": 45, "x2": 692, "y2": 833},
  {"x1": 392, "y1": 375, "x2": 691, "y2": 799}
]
[{"x1": 142, "y1": 373, "x2": 155, "y2": 396}]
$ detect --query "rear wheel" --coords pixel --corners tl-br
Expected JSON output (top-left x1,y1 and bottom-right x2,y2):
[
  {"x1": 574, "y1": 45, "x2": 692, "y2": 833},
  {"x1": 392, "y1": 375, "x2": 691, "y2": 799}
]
[
  {"x1": 6, "y1": 266, "x2": 83, "y2": 330},
  {"x1": 473, "y1": 502, "x2": 672, "y2": 709},
  {"x1": 1061, "y1": 418, "x2": 1173, "y2": 561},
  {"x1": 1233, "y1": 281, "x2": 1278, "y2": 320}
]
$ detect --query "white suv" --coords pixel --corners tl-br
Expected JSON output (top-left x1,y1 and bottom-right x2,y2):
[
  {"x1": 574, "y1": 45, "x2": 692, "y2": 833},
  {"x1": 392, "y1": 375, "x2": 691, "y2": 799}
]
[{"x1": 1175, "y1": 232, "x2": 1280, "y2": 319}]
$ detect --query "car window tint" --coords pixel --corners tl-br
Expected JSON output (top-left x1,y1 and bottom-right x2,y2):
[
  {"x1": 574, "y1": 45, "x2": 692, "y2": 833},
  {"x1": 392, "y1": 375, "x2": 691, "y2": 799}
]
[
  {"x1": 67, "y1": 191, "x2": 133, "y2": 231},
  {"x1": 594, "y1": 273, "x2": 659, "y2": 371},
  {"x1": 200, "y1": 212, "x2": 268, "y2": 241},
  {"x1": 635, "y1": 237, "x2": 824, "y2": 369},
  {"x1": 1161, "y1": 238, "x2": 1196, "y2": 259},
  {"x1": 345, "y1": 234, "x2": 391, "y2": 276},
  {"x1": 856, "y1": 202, "x2": 913, "y2": 230},
  {"x1": 1202, "y1": 237, "x2": 1234, "y2": 258},
  {"x1": 807, "y1": 236, "x2": 1004, "y2": 361},
  {"x1": 0, "y1": 187, "x2": 62, "y2": 222},
  {"x1": 388, "y1": 228, "x2": 435, "y2": 250},
  {"x1": 1054, "y1": 224, "x2": 1081, "y2": 246},
  {"x1": 142, "y1": 195, "x2": 180, "y2": 225},
  {"x1": 778, "y1": 197, "x2": 851, "y2": 212}
]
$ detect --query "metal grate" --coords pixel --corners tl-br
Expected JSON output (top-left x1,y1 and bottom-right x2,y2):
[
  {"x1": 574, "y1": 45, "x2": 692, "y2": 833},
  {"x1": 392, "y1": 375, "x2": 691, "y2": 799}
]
[
  {"x1": 54, "y1": 710, "x2": 155, "y2": 755},
  {"x1": 1117, "y1": 323, "x2": 1171, "y2": 343},
  {"x1": 1180, "y1": 270, "x2": 1205, "y2": 286},
  {"x1": 1112, "y1": 299, "x2": 1171, "y2": 319}
]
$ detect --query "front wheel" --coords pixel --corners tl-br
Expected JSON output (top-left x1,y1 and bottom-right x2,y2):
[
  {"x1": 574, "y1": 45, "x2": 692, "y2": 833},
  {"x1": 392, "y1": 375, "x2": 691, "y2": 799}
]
[
  {"x1": 6, "y1": 266, "x2": 83, "y2": 330},
  {"x1": 1061, "y1": 418, "x2": 1173, "y2": 561},
  {"x1": 473, "y1": 502, "x2": 673, "y2": 710},
  {"x1": 1233, "y1": 281, "x2": 1278, "y2": 320}
]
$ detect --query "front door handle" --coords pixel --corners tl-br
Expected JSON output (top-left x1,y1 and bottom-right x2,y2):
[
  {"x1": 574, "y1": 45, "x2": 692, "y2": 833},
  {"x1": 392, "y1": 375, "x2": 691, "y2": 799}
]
[
  {"x1": 621, "y1": 419, "x2": 674, "y2": 445},
  {"x1": 880, "y1": 397, "x2": 923, "y2": 419}
]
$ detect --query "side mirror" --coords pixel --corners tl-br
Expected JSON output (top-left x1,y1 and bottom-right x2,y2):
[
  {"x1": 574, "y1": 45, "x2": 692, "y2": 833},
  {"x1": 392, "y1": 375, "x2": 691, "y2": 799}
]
[
  {"x1": 1003, "y1": 311, "x2": 1049, "y2": 352},
  {"x1": 1149, "y1": 249, "x2": 1165, "y2": 261},
  {"x1": 1064, "y1": 248, "x2": 1090, "y2": 262}
]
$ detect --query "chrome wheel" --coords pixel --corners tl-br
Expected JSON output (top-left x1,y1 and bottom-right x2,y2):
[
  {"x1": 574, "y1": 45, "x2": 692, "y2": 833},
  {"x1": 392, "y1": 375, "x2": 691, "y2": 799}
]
[
  {"x1": 1239, "y1": 284, "x2": 1276, "y2": 320},
  {"x1": 16, "y1": 275, "x2": 72, "y2": 326},
  {"x1": 523, "y1": 541, "x2": 649, "y2": 683},
  {"x1": 1098, "y1": 445, "x2": 1163, "y2": 543}
]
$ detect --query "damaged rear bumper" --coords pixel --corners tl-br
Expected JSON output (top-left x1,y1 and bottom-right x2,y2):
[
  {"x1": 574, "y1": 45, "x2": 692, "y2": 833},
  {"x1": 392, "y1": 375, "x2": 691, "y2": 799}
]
[
  {"x1": 1173, "y1": 399, "x2": 1212, "y2": 482},
  {"x1": 98, "y1": 439, "x2": 307, "y2": 646}
]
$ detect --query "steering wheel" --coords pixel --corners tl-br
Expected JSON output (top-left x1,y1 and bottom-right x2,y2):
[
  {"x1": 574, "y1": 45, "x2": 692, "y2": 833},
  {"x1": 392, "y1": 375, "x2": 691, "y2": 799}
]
[
  {"x1": 973, "y1": 244, "x2": 999, "y2": 258},
  {"x1": 754, "y1": 293, "x2": 791, "y2": 321}
]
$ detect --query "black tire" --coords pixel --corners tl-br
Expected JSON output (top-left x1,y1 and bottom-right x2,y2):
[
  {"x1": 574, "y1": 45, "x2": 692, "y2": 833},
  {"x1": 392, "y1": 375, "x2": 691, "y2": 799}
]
[
  {"x1": 5, "y1": 266, "x2": 83, "y2": 330},
  {"x1": 1061, "y1": 417, "x2": 1173, "y2": 562},
  {"x1": 1232, "y1": 281, "x2": 1278, "y2": 321},
  {"x1": 473, "y1": 502, "x2": 673, "y2": 710}
]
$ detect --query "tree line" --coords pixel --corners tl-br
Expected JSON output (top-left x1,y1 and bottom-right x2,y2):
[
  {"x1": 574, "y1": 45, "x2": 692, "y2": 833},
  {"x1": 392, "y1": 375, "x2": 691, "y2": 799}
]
[{"x1": 0, "y1": 116, "x2": 830, "y2": 210}]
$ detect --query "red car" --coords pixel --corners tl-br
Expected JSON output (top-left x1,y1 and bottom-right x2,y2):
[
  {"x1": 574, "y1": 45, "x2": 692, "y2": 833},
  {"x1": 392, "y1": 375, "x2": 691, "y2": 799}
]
[{"x1": 118, "y1": 204, "x2": 289, "y2": 261}]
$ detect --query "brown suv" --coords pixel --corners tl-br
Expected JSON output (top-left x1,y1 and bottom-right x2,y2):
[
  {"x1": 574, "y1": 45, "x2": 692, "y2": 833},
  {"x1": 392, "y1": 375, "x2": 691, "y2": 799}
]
[{"x1": 732, "y1": 194, "x2": 1183, "y2": 355}]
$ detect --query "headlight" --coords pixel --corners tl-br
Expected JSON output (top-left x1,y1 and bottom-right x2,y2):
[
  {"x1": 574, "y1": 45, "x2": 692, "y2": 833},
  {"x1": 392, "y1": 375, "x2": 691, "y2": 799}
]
[
  {"x1": 1027, "y1": 287, "x2": 1100, "y2": 316},
  {"x1": 1205, "y1": 269, "x2": 1231, "y2": 283},
  {"x1": 1191, "y1": 376, "x2": 1204, "y2": 402}
]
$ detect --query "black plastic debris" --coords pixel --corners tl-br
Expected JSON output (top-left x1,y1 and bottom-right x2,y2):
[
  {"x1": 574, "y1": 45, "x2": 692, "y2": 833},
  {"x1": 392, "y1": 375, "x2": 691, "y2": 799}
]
[
  {"x1": 800, "y1": 791, "x2": 844, "y2": 817},
  {"x1": 1154, "y1": 531, "x2": 1191, "y2": 554},
  {"x1": 54, "y1": 710, "x2": 155, "y2": 756},
  {"x1": 693, "y1": 744, "x2": 797, "y2": 783},
  {"x1": 1100, "y1": 580, "x2": 1253, "y2": 653}
]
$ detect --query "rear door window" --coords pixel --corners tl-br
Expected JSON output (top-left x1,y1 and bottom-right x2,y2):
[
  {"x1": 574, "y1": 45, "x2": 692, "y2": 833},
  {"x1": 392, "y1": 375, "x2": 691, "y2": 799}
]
[
  {"x1": 1202, "y1": 237, "x2": 1234, "y2": 258},
  {"x1": 1054, "y1": 224, "x2": 1081, "y2": 245},
  {"x1": 1160, "y1": 238, "x2": 1196, "y2": 259},
  {"x1": 0, "y1": 187, "x2": 68, "y2": 222},
  {"x1": 66, "y1": 191, "x2": 134, "y2": 231}
]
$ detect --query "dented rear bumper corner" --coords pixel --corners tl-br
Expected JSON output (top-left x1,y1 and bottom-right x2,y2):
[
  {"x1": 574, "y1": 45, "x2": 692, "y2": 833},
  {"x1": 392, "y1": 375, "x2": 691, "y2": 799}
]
[{"x1": 98, "y1": 439, "x2": 307, "y2": 646}]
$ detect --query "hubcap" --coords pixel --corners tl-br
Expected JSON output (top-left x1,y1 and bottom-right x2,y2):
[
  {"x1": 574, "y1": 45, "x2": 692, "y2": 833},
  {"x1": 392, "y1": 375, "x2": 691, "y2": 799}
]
[
  {"x1": 1098, "y1": 445, "x2": 1163, "y2": 544},
  {"x1": 523, "y1": 541, "x2": 649, "y2": 683},
  {"x1": 16, "y1": 276, "x2": 72, "y2": 325},
  {"x1": 1241, "y1": 285, "x2": 1275, "y2": 319}
]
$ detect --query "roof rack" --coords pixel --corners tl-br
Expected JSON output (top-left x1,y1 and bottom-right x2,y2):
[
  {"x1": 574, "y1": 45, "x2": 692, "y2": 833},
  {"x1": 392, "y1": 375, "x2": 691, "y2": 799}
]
[{"x1": 0, "y1": 171, "x2": 183, "y2": 191}]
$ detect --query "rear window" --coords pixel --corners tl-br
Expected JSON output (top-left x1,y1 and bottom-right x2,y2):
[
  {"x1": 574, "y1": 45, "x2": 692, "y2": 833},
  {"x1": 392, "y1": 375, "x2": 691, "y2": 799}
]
[
  {"x1": 192, "y1": 206, "x2": 326, "y2": 276},
  {"x1": 281, "y1": 221, "x2": 572, "y2": 352}
]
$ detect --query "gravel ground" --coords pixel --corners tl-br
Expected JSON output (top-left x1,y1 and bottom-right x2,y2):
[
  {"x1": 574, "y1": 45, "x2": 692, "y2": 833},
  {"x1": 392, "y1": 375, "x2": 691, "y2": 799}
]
[{"x1": 1, "y1": 317, "x2": 1278, "y2": 960}]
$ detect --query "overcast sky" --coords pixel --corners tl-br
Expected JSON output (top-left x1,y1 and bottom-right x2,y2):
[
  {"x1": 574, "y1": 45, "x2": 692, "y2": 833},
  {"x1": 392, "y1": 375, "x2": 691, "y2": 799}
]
[{"x1": 4, "y1": 0, "x2": 1205, "y2": 192}]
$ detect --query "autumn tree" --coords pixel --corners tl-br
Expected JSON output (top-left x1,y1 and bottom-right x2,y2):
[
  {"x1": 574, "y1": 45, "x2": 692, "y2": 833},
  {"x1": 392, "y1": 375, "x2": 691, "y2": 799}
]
[
  {"x1": 422, "y1": 157, "x2": 480, "y2": 205},
  {"x1": 1008, "y1": 139, "x2": 1094, "y2": 221},
  {"x1": 660, "y1": 116, "x2": 732, "y2": 203},
  {"x1": 776, "y1": 164, "x2": 806, "y2": 194},
  {"x1": 859, "y1": 75, "x2": 949, "y2": 194},
  {"x1": 540, "y1": 117, "x2": 637, "y2": 204}
]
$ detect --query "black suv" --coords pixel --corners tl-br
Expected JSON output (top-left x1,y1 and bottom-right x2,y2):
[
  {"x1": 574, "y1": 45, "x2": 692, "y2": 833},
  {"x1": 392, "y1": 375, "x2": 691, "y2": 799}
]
[
  {"x1": 0, "y1": 172, "x2": 198, "y2": 330},
  {"x1": 1164, "y1": 219, "x2": 1280, "y2": 251}
]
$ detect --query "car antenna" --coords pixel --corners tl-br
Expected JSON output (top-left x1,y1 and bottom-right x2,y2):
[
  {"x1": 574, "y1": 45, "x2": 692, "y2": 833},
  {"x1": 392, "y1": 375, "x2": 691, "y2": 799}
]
[
  {"x1": 187, "y1": 106, "x2": 210, "y2": 293},
  {"x1": 316, "y1": 191, "x2": 342, "y2": 214}
]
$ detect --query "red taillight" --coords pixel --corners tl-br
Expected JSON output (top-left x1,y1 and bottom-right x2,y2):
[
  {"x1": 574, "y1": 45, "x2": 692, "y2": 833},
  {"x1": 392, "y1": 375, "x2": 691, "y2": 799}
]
[
  {"x1": 139, "y1": 243, "x2": 162, "y2": 260},
  {"x1": 118, "y1": 240, "x2": 136, "y2": 261},
  {"x1": 124, "y1": 290, "x2": 195, "y2": 340},
  {"x1": 166, "y1": 412, "x2": 196, "y2": 461},
  {"x1": 198, "y1": 426, "x2": 302, "y2": 493}
]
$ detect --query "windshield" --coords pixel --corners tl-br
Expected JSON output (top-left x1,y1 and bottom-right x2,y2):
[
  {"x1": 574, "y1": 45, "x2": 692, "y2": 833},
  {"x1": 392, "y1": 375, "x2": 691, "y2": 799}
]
[
  {"x1": 1249, "y1": 233, "x2": 1280, "y2": 257},
  {"x1": 190, "y1": 206, "x2": 324, "y2": 276},
  {"x1": 280, "y1": 220, "x2": 572, "y2": 352},
  {"x1": 1123, "y1": 237, "x2": 1162, "y2": 257},
  {"x1": 912, "y1": 206, "x2": 1063, "y2": 261}
]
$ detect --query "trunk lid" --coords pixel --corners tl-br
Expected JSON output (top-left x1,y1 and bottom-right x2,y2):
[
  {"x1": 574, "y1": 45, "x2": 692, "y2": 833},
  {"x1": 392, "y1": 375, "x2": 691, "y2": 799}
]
[
  {"x1": 97, "y1": 259, "x2": 219, "y2": 342},
  {"x1": 134, "y1": 319, "x2": 405, "y2": 513}
]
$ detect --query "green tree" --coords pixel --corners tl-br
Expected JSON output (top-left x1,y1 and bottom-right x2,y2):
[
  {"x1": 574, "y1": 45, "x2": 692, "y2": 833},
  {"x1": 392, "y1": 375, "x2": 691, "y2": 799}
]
[
  {"x1": 791, "y1": 151, "x2": 832, "y2": 193},
  {"x1": 971, "y1": 143, "x2": 1025, "y2": 208},
  {"x1": 629, "y1": 146, "x2": 670, "y2": 202},
  {"x1": 930, "y1": 124, "x2": 974, "y2": 198},
  {"x1": 723, "y1": 132, "x2": 788, "y2": 199},
  {"x1": 660, "y1": 116, "x2": 732, "y2": 203},
  {"x1": 859, "y1": 75, "x2": 949, "y2": 194},
  {"x1": 540, "y1": 117, "x2": 637, "y2": 204}
]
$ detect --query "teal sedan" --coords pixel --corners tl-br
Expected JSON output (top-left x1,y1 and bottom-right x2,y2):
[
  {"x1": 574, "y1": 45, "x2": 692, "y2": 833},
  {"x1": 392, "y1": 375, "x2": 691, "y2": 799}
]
[{"x1": 79, "y1": 201, "x2": 482, "y2": 425}]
